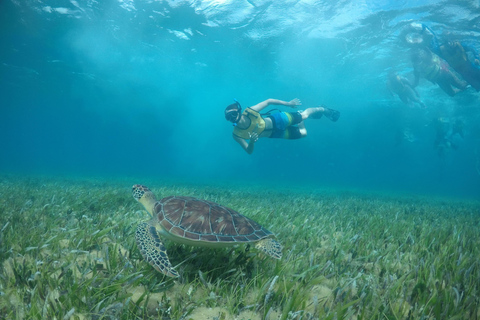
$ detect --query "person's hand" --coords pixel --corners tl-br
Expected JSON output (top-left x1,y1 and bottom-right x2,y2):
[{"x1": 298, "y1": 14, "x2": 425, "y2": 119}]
[
  {"x1": 288, "y1": 98, "x2": 302, "y2": 108},
  {"x1": 248, "y1": 132, "x2": 259, "y2": 143}
]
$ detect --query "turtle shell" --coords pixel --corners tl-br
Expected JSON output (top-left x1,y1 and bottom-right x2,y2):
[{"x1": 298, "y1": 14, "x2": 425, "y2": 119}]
[{"x1": 153, "y1": 196, "x2": 273, "y2": 243}]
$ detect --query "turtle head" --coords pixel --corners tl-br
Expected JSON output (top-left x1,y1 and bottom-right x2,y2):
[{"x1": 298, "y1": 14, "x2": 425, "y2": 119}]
[{"x1": 132, "y1": 184, "x2": 157, "y2": 215}]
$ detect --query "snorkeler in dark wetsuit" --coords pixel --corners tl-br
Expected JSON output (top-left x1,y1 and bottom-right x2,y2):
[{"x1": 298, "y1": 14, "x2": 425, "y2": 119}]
[
  {"x1": 224, "y1": 98, "x2": 340, "y2": 154},
  {"x1": 411, "y1": 48, "x2": 467, "y2": 97}
]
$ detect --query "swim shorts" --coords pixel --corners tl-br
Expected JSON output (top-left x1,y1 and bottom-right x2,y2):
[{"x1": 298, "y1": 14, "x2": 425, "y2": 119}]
[{"x1": 267, "y1": 111, "x2": 303, "y2": 139}]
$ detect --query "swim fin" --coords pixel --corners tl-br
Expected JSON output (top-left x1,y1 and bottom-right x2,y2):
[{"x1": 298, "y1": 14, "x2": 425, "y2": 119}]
[{"x1": 323, "y1": 107, "x2": 340, "y2": 122}]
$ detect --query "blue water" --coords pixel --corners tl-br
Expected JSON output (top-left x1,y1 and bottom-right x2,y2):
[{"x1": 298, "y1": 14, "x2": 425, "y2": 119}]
[{"x1": 1, "y1": 0, "x2": 480, "y2": 199}]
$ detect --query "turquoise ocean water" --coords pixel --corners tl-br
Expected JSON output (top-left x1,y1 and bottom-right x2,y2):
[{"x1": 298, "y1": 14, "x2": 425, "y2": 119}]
[{"x1": 1, "y1": 0, "x2": 480, "y2": 199}]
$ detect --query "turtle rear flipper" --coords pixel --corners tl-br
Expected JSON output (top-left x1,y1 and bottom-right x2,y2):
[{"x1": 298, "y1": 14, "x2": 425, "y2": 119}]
[
  {"x1": 135, "y1": 222, "x2": 179, "y2": 277},
  {"x1": 255, "y1": 238, "x2": 283, "y2": 259}
]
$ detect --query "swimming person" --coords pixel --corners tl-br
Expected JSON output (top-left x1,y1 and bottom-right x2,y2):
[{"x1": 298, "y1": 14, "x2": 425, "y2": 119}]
[
  {"x1": 433, "y1": 117, "x2": 464, "y2": 158},
  {"x1": 411, "y1": 48, "x2": 467, "y2": 97},
  {"x1": 386, "y1": 71, "x2": 426, "y2": 108},
  {"x1": 438, "y1": 40, "x2": 480, "y2": 91},
  {"x1": 224, "y1": 98, "x2": 340, "y2": 154}
]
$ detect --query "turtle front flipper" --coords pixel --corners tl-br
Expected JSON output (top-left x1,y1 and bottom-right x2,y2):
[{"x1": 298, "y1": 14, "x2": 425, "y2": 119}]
[
  {"x1": 255, "y1": 238, "x2": 283, "y2": 259},
  {"x1": 135, "y1": 222, "x2": 179, "y2": 277}
]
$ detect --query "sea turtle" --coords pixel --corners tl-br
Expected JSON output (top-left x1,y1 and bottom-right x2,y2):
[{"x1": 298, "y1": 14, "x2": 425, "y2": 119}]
[{"x1": 132, "y1": 184, "x2": 282, "y2": 277}]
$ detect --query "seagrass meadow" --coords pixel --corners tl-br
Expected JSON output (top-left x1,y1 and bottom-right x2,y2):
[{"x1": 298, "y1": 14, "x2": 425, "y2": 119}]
[{"x1": 0, "y1": 175, "x2": 479, "y2": 320}]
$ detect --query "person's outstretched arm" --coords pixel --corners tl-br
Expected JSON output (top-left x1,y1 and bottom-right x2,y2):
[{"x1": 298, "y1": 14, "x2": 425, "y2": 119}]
[{"x1": 250, "y1": 98, "x2": 301, "y2": 112}]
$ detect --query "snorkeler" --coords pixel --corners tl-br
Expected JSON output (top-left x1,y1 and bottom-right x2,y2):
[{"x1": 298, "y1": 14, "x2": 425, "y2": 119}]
[
  {"x1": 411, "y1": 48, "x2": 467, "y2": 97},
  {"x1": 439, "y1": 40, "x2": 480, "y2": 91},
  {"x1": 225, "y1": 98, "x2": 340, "y2": 154},
  {"x1": 433, "y1": 117, "x2": 464, "y2": 158},
  {"x1": 386, "y1": 71, "x2": 426, "y2": 108},
  {"x1": 401, "y1": 23, "x2": 480, "y2": 92}
]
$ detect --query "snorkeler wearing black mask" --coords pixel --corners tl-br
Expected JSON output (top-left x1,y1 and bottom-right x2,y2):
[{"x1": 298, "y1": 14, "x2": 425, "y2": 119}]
[{"x1": 225, "y1": 98, "x2": 340, "y2": 154}]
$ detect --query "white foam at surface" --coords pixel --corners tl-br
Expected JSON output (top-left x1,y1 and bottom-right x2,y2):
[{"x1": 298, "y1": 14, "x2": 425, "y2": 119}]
[
  {"x1": 168, "y1": 29, "x2": 191, "y2": 40},
  {"x1": 118, "y1": 0, "x2": 136, "y2": 12}
]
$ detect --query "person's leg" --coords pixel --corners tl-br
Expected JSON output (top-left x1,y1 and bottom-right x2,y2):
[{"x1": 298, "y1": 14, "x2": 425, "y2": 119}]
[
  {"x1": 297, "y1": 121, "x2": 307, "y2": 137},
  {"x1": 461, "y1": 69, "x2": 480, "y2": 91},
  {"x1": 300, "y1": 107, "x2": 324, "y2": 120},
  {"x1": 405, "y1": 89, "x2": 426, "y2": 108},
  {"x1": 437, "y1": 80, "x2": 456, "y2": 97},
  {"x1": 399, "y1": 94, "x2": 415, "y2": 108},
  {"x1": 305, "y1": 105, "x2": 340, "y2": 122},
  {"x1": 447, "y1": 71, "x2": 467, "y2": 90}
]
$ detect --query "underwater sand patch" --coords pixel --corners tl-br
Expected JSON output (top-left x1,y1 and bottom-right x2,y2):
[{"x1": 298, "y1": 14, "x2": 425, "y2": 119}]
[
  {"x1": 2, "y1": 286, "x2": 26, "y2": 319},
  {"x1": 2, "y1": 255, "x2": 32, "y2": 280},
  {"x1": 236, "y1": 310, "x2": 264, "y2": 320},
  {"x1": 187, "y1": 306, "x2": 233, "y2": 320},
  {"x1": 309, "y1": 285, "x2": 333, "y2": 303},
  {"x1": 126, "y1": 285, "x2": 159, "y2": 314},
  {"x1": 127, "y1": 283, "x2": 184, "y2": 315}
]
